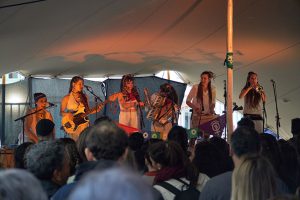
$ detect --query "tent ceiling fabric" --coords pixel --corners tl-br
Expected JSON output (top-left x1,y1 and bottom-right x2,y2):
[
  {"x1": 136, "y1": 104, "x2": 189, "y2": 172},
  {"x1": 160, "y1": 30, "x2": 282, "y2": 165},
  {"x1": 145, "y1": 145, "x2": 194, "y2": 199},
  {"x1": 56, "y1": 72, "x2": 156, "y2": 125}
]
[{"x1": 0, "y1": 0, "x2": 299, "y2": 139}]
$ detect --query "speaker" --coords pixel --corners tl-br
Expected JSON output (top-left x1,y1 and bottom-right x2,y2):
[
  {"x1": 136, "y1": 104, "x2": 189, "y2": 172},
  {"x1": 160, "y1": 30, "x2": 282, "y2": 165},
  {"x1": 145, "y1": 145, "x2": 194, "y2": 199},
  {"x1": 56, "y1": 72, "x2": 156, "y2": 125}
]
[{"x1": 291, "y1": 118, "x2": 300, "y2": 135}]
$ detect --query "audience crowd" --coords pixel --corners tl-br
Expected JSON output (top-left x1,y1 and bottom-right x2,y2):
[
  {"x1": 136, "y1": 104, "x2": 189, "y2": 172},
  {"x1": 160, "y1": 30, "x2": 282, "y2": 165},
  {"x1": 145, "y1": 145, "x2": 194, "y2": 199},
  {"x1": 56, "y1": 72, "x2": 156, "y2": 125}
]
[{"x1": 0, "y1": 116, "x2": 300, "y2": 200}]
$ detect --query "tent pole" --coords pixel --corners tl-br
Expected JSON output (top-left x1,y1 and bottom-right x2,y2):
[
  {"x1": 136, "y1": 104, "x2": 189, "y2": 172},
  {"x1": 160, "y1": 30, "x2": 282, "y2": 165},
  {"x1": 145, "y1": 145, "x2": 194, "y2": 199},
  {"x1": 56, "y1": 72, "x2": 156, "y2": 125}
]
[
  {"x1": 226, "y1": 0, "x2": 234, "y2": 140},
  {"x1": 1, "y1": 75, "x2": 6, "y2": 145}
]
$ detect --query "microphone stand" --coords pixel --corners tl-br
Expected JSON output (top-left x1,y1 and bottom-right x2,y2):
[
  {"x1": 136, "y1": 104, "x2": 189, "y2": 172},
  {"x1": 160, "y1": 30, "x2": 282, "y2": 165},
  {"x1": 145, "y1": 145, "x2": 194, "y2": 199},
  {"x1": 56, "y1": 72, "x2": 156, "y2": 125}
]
[
  {"x1": 223, "y1": 80, "x2": 227, "y2": 140},
  {"x1": 99, "y1": 81, "x2": 107, "y2": 117},
  {"x1": 14, "y1": 104, "x2": 55, "y2": 143},
  {"x1": 85, "y1": 87, "x2": 103, "y2": 120},
  {"x1": 135, "y1": 87, "x2": 145, "y2": 129},
  {"x1": 271, "y1": 80, "x2": 280, "y2": 139},
  {"x1": 262, "y1": 101, "x2": 267, "y2": 133}
]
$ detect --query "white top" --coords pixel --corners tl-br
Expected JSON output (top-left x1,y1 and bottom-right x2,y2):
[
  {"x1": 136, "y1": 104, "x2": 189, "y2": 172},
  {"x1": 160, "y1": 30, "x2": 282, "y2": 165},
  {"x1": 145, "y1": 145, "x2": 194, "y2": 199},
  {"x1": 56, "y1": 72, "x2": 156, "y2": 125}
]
[
  {"x1": 67, "y1": 93, "x2": 85, "y2": 112},
  {"x1": 187, "y1": 84, "x2": 216, "y2": 115},
  {"x1": 154, "y1": 173, "x2": 210, "y2": 200}
]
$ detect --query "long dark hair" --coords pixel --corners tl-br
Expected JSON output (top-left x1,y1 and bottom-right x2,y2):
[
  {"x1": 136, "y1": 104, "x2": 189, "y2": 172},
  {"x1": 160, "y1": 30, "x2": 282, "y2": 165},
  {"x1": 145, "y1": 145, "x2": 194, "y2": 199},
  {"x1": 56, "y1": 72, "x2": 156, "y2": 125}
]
[
  {"x1": 243, "y1": 72, "x2": 261, "y2": 108},
  {"x1": 197, "y1": 71, "x2": 214, "y2": 106},
  {"x1": 69, "y1": 76, "x2": 89, "y2": 110},
  {"x1": 120, "y1": 74, "x2": 141, "y2": 102},
  {"x1": 148, "y1": 141, "x2": 198, "y2": 185},
  {"x1": 160, "y1": 83, "x2": 178, "y2": 104}
]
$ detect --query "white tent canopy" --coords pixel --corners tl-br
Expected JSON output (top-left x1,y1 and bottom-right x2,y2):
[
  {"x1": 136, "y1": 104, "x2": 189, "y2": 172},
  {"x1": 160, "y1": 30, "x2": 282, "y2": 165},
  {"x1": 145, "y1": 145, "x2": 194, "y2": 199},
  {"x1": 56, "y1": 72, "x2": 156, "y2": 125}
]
[{"x1": 1, "y1": 0, "x2": 299, "y2": 139}]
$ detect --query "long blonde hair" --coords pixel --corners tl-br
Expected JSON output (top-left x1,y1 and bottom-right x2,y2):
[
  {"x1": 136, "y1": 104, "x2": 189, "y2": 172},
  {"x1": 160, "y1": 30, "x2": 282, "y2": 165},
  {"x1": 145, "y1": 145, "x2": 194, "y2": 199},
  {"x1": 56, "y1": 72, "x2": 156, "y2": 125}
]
[{"x1": 231, "y1": 155, "x2": 277, "y2": 200}]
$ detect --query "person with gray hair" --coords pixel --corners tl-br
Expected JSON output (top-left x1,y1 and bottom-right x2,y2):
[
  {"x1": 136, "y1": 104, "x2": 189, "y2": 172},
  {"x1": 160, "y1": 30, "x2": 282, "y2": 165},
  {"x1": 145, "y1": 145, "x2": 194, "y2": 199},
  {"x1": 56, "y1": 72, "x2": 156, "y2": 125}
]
[
  {"x1": 52, "y1": 121, "x2": 129, "y2": 200},
  {"x1": 0, "y1": 169, "x2": 47, "y2": 200},
  {"x1": 84, "y1": 121, "x2": 128, "y2": 161},
  {"x1": 26, "y1": 140, "x2": 71, "y2": 198},
  {"x1": 68, "y1": 167, "x2": 157, "y2": 200}
]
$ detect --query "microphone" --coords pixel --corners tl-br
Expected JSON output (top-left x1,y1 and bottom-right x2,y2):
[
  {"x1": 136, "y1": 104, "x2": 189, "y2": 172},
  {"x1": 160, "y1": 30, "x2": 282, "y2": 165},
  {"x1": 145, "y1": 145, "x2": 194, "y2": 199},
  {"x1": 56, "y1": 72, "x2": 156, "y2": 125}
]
[
  {"x1": 48, "y1": 102, "x2": 57, "y2": 107},
  {"x1": 270, "y1": 79, "x2": 275, "y2": 84},
  {"x1": 84, "y1": 85, "x2": 92, "y2": 90},
  {"x1": 233, "y1": 102, "x2": 243, "y2": 111}
]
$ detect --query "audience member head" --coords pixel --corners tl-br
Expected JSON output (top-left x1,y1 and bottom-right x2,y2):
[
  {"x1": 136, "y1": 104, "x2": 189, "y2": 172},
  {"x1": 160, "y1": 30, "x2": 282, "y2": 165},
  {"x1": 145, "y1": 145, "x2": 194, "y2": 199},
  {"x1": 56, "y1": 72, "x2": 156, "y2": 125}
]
[
  {"x1": 231, "y1": 155, "x2": 277, "y2": 200},
  {"x1": 259, "y1": 134, "x2": 281, "y2": 175},
  {"x1": 193, "y1": 140, "x2": 225, "y2": 177},
  {"x1": 94, "y1": 115, "x2": 112, "y2": 125},
  {"x1": 68, "y1": 167, "x2": 156, "y2": 200},
  {"x1": 128, "y1": 132, "x2": 144, "y2": 151},
  {"x1": 26, "y1": 140, "x2": 70, "y2": 186},
  {"x1": 209, "y1": 136, "x2": 230, "y2": 156},
  {"x1": 14, "y1": 142, "x2": 34, "y2": 169},
  {"x1": 230, "y1": 127, "x2": 260, "y2": 166},
  {"x1": 0, "y1": 169, "x2": 47, "y2": 200},
  {"x1": 167, "y1": 125, "x2": 188, "y2": 154},
  {"x1": 125, "y1": 148, "x2": 146, "y2": 173},
  {"x1": 143, "y1": 139, "x2": 163, "y2": 172},
  {"x1": 237, "y1": 117, "x2": 255, "y2": 130},
  {"x1": 277, "y1": 140, "x2": 300, "y2": 193},
  {"x1": 85, "y1": 121, "x2": 128, "y2": 161},
  {"x1": 148, "y1": 141, "x2": 198, "y2": 185},
  {"x1": 127, "y1": 132, "x2": 146, "y2": 172},
  {"x1": 35, "y1": 119, "x2": 55, "y2": 142},
  {"x1": 209, "y1": 136, "x2": 234, "y2": 171},
  {"x1": 269, "y1": 195, "x2": 300, "y2": 200},
  {"x1": 291, "y1": 118, "x2": 300, "y2": 136},
  {"x1": 76, "y1": 126, "x2": 93, "y2": 163},
  {"x1": 58, "y1": 138, "x2": 80, "y2": 176}
]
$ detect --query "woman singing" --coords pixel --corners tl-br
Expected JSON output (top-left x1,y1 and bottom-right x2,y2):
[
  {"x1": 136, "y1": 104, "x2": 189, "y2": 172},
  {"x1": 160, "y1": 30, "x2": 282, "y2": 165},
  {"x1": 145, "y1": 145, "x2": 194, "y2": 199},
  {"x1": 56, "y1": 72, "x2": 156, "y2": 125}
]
[
  {"x1": 186, "y1": 71, "x2": 216, "y2": 128},
  {"x1": 24, "y1": 93, "x2": 54, "y2": 143},
  {"x1": 117, "y1": 74, "x2": 144, "y2": 129},
  {"x1": 239, "y1": 71, "x2": 266, "y2": 133}
]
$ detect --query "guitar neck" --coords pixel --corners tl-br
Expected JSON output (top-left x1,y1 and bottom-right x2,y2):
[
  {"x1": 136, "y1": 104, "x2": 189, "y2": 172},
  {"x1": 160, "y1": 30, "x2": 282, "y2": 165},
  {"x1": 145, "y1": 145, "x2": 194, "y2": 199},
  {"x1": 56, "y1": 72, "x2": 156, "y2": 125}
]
[{"x1": 82, "y1": 99, "x2": 110, "y2": 117}]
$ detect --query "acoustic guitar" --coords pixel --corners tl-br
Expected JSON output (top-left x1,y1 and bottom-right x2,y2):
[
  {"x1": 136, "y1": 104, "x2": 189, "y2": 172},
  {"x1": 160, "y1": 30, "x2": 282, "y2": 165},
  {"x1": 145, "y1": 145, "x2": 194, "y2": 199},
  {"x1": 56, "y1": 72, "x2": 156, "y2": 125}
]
[{"x1": 61, "y1": 93, "x2": 118, "y2": 135}]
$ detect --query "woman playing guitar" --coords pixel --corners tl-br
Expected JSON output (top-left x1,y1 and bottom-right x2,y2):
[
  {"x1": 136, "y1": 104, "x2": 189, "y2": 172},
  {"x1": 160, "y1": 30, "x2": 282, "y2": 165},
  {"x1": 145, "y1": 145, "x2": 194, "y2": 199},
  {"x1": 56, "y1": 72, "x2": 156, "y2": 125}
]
[{"x1": 60, "y1": 76, "x2": 103, "y2": 140}]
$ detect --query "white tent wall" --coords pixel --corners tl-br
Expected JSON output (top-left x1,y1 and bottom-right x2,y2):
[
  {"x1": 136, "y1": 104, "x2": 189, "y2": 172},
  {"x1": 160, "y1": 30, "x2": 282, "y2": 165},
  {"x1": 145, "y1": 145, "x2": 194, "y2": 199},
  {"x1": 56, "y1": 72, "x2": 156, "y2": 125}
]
[{"x1": 0, "y1": 79, "x2": 29, "y2": 145}]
